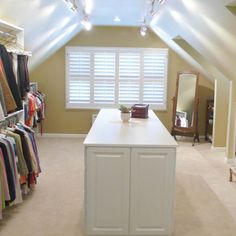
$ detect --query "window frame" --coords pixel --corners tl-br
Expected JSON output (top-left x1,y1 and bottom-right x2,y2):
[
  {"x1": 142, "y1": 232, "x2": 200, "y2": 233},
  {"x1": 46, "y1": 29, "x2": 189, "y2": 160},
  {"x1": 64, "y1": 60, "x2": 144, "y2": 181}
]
[{"x1": 66, "y1": 46, "x2": 168, "y2": 110}]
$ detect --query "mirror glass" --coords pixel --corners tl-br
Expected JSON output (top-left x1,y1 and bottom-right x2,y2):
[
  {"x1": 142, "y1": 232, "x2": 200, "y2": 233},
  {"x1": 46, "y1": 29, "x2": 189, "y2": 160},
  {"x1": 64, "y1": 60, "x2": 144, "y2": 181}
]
[{"x1": 175, "y1": 73, "x2": 197, "y2": 128}]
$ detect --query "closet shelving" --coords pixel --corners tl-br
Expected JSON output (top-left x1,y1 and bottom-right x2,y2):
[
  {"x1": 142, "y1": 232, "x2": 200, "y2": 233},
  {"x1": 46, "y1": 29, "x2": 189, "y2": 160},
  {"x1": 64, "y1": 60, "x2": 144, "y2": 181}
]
[
  {"x1": 0, "y1": 19, "x2": 31, "y2": 124},
  {"x1": 0, "y1": 19, "x2": 31, "y2": 56},
  {"x1": 0, "y1": 19, "x2": 42, "y2": 221}
]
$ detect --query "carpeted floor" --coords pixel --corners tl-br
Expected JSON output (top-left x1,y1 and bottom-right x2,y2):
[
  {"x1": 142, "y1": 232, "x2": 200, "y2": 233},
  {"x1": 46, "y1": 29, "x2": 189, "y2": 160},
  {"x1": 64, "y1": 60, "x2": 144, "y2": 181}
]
[{"x1": 0, "y1": 137, "x2": 236, "y2": 236}]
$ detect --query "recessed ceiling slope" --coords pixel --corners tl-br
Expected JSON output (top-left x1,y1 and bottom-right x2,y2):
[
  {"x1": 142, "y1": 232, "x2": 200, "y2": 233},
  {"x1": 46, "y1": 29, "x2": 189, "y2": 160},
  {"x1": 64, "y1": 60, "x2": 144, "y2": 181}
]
[
  {"x1": 150, "y1": 27, "x2": 214, "y2": 82},
  {"x1": 173, "y1": 36, "x2": 228, "y2": 83},
  {"x1": 150, "y1": 0, "x2": 236, "y2": 82}
]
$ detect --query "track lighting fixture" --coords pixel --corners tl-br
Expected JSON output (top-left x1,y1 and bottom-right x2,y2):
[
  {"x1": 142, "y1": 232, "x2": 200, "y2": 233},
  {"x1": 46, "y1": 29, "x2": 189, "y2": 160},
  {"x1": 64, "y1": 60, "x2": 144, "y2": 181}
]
[
  {"x1": 80, "y1": 0, "x2": 93, "y2": 31},
  {"x1": 140, "y1": 22, "x2": 147, "y2": 36},
  {"x1": 150, "y1": 0, "x2": 165, "y2": 16},
  {"x1": 63, "y1": 0, "x2": 78, "y2": 12},
  {"x1": 81, "y1": 15, "x2": 92, "y2": 31},
  {"x1": 140, "y1": 0, "x2": 165, "y2": 37}
]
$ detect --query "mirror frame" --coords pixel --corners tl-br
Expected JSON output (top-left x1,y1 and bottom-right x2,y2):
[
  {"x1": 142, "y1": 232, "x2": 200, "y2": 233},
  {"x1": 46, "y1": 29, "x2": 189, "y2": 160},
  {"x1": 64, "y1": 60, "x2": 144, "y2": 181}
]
[{"x1": 171, "y1": 71, "x2": 200, "y2": 145}]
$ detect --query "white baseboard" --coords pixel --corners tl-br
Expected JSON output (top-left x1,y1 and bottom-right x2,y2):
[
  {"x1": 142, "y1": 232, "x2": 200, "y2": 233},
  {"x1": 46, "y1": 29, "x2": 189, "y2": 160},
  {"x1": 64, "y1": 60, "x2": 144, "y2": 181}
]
[
  {"x1": 225, "y1": 157, "x2": 236, "y2": 166},
  {"x1": 37, "y1": 133, "x2": 87, "y2": 138},
  {"x1": 211, "y1": 146, "x2": 226, "y2": 151}
]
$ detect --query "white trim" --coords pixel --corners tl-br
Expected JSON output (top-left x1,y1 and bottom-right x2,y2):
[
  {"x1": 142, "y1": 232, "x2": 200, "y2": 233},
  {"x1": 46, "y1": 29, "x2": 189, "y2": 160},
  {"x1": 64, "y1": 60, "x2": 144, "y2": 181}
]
[
  {"x1": 225, "y1": 157, "x2": 236, "y2": 166},
  {"x1": 211, "y1": 146, "x2": 226, "y2": 151},
  {"x1": 37, "y1": 133, "x2": 87, "y2": 138}
]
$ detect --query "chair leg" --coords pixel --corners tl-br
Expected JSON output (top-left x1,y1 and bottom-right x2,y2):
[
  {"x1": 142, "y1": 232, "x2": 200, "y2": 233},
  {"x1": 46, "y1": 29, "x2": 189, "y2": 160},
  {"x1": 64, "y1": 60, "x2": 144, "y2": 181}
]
[
  {"x1": 229, "y1": 168, "x2": 233, "y2": 182},
  {"x1": 192, "y1": 134, "x2": 199, "y2": 146}
]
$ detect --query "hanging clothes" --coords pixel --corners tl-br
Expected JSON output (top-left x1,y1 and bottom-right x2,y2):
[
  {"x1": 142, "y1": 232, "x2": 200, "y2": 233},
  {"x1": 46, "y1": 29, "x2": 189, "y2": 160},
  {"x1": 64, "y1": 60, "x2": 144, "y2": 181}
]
[
  {"x1": 25, "y1": 93, "x2": 36, "y2": 127},
  {"x1": 0, "y1": 140, "x2": 16, "y2": 203},
  {"x1": 0, "y1": 104, "x2": 5, "y2": 122},
  {"x1": 6, "y1": 131, "x2": 28, "y2": 177},
  {"x1": 0, "y1": 134, "x2": 22, "y2": 205},
  {"x1": 0, "y1": 44, "x2": 22, "y2": 111},
  {"x1": 0, "y1": 58, "x2": 17, "y2": 113},
  {"x1": 0, "y1": 124, "x2": 41, "y2": 219},
  {"x1": 0, "y1": 148, "x2": 10, "y2": 219},
  {"x1": 17, "y1": 55, "x2": 30, "y2": 99},
  {"x1": 25, "y1": 91, "x2": 45, "y2": 135},
  {"x1": 0, "y1": 83, "x2": 7, "y2": 117}
]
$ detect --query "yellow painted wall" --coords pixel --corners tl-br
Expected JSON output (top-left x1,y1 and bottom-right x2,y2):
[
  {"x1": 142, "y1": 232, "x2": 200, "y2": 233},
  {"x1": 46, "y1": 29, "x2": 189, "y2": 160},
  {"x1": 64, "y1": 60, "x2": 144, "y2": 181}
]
[{"x1": 30, "y1": 26, "x2": 214, "y2": 134}]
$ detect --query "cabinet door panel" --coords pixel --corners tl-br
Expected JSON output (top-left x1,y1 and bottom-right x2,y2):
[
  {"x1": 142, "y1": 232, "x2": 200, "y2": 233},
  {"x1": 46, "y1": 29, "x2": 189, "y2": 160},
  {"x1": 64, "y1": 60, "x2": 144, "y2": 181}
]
[
  {"x1": 130, "y1": 148, "x2": 176, "y2": 235},
  {"x1": 85, "y1": 147, "x2": 130, "y2": 235}
]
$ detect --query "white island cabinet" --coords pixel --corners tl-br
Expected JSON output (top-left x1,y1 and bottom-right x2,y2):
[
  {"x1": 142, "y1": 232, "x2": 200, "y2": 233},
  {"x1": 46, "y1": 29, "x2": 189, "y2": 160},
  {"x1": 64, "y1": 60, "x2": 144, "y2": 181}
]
[{"x1": 84, "y1": 109, "x2": 177, "y2": 236}]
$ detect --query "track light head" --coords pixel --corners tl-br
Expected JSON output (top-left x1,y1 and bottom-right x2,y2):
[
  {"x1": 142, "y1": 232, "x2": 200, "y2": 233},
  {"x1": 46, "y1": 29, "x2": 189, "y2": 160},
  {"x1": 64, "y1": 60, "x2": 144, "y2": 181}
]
[{"x1": 81, "y1": 15, "x2": 92, "y2": 31}]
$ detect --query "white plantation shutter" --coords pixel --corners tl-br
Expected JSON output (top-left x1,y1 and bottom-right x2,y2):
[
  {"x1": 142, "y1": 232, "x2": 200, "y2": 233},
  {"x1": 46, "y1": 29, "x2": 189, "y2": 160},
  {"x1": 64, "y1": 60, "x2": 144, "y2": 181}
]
[
  {"x1": 66, "y1": 47, "x2": 168, "y2": 109},
  {"x1": 143, "y1": 51, "x2": 167, "y2": 109},
  {"x1": 67, "y1": 51, "x2": 91, "y2": 106},
  {"x1": 94, "y1": 52, "x2": 115, "y2": 104},
  {"x1": 119, "y1": 53, "x2": 140, "y2": 104}
]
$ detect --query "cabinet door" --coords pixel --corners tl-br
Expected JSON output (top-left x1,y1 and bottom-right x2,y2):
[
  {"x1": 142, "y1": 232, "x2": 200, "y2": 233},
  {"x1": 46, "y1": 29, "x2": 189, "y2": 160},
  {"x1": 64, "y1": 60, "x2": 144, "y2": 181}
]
[
  {"x1": 130, "y1": 148, "x2": 176, "y2": 235},
  {"x1": 85, "y1": 147, "x2": 130, "y2": 235}
]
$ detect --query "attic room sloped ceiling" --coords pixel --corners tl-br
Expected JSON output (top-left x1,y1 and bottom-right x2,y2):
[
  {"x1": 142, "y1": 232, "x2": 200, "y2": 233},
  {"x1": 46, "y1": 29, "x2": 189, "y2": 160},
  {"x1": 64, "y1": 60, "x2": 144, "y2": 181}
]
[
  {"x1": 0, "y1": 0, "x2": 82, "y2": 70},
  {"x1": 150, "y1": 0, "x2": 236, "y2": 82},
  {"x1": 1, "y1": 0, "x2": 235, "y2": 82},
  {"x1": 0, "y1": 0, "x2": 148, "y2": 71}
]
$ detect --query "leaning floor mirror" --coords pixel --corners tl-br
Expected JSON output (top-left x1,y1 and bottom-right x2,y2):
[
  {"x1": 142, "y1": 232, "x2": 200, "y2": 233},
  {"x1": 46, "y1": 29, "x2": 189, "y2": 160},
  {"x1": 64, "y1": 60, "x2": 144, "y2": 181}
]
[{"x1": 171, "y1": 71, "x2": 200, "y2": 145}]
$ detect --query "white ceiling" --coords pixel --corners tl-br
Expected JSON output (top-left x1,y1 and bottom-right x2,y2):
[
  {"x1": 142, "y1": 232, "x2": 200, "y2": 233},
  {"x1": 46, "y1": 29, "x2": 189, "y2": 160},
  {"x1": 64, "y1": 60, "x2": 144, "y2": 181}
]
[
  {"x1": 91, "y1": 0, "x2": 149, "y2": 26},
  {"x1": 0, "y1": 0, "x2": 236, "y2": 83}
]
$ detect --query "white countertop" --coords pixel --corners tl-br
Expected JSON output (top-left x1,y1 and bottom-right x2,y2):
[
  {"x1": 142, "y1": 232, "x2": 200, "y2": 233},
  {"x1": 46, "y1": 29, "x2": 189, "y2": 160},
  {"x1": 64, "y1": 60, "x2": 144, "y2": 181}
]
[{"x1": 84, "y1": 109, "x2": 177, "y2": 147}]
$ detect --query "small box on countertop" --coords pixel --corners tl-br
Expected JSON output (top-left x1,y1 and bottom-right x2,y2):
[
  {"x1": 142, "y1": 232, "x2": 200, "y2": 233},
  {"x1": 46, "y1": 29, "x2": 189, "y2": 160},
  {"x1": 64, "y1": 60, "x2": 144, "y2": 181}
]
[{"x1": 131, "y1": 104, "x2": 149, "y2": 118}]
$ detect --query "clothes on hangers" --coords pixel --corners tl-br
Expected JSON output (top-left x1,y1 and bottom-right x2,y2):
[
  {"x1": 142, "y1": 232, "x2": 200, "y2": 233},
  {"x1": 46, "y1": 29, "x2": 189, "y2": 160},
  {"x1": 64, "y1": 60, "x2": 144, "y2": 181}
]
[
  {"x1": 0, "y1": 83, "x2": 7, "y2": 117},
  {"x1": 0, "y1": 44, "x2": 22, "y2": 111},
  {"x1": 0, "y1": 123, "x2": 41, "y2": 219},
  {"x1": 0, "y1": 58, "x2": 17, "y2": 113},
  {"x1": 17, "y1": 55, "x2": 30, "y2": 99},
  {"x1": 25, "y1": 91, "x2": 45, "y2": 134}
]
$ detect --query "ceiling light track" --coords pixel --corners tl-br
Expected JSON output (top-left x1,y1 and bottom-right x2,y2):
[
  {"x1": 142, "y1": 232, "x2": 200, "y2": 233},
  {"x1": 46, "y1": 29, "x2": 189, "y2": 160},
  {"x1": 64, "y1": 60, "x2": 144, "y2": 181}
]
[
  {"x1": 81, "y1": 0, "x2": 93, "y2": 31},
  {"x1": 140, "y1": 0, "x2": 165, "y2": 36},
  {"x1": 81, "y1": 14, "x2": 92, "y2": 31},
  {"x1": 63, "y1": 0, "x2": 93, "y2": 31},
  {"x1": 150, "y1": 0, "x2": 165, "y2": 17}
]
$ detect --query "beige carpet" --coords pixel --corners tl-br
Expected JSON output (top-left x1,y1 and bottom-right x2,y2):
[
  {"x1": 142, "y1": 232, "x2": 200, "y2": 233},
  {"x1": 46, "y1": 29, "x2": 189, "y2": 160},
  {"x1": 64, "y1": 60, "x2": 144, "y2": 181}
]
[{"x1": 0, "y1": 137, "x2": 236, "y2": 236}]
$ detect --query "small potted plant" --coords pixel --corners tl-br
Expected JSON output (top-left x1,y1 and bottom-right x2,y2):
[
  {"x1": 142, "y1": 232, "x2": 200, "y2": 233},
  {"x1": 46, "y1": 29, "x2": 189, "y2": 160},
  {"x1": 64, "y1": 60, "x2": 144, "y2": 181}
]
[{"x1": 119, "y1": 105, "x2": 131, "y2": 122}]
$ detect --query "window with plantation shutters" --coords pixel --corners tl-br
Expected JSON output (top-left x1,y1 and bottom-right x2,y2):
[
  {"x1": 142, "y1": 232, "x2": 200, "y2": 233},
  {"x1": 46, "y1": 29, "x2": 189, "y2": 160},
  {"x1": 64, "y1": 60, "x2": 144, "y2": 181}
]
[{"x1": 66, "y1": 47, "x2": 168, "y2": 110}]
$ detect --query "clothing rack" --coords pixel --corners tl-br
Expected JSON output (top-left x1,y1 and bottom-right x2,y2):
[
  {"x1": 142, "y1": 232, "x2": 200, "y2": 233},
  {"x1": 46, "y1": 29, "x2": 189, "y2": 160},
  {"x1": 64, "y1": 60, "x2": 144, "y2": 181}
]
[
  {"x1": 0, "y1": 110, "x2": 22, "y2": 129},
  {"x1": 6, "y1": 42, "x2": 32, "y2": 56},
  {"x1": 29, "y1": 82, "x2": 38, "y2": 93}
]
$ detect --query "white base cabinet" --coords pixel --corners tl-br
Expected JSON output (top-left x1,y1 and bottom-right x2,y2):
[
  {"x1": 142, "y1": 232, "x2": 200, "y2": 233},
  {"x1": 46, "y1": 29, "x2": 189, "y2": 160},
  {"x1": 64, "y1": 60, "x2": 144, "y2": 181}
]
[
  {"x1": 84, "y1": 109, "x2": 177, "y2": 236},
  {"x1": 85, "y1": 147, "x2": 130, "y2": 235},
  {"x1": 130, "y1": 148, "x2": 176, "y2": 235},
  {"x1": 85, "y1": 147, "x2": 176, "y2": 236}
]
